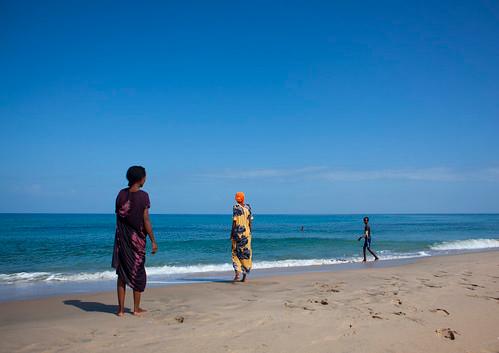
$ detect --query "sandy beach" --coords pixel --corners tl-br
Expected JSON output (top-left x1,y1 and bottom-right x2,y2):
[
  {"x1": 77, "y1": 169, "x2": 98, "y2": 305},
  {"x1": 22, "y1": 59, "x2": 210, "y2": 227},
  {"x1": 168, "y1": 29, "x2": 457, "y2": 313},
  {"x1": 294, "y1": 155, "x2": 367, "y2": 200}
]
[{"x1": 1, "y1": 251, "x2": 498, "y2": 353}]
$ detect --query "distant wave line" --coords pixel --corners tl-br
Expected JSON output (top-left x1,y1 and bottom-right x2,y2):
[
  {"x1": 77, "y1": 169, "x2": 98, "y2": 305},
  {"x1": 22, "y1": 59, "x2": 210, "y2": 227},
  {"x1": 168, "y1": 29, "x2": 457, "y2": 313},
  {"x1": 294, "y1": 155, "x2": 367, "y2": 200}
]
[{"x1": 430, "y1": 238, "x2": 499, "y2": 250}]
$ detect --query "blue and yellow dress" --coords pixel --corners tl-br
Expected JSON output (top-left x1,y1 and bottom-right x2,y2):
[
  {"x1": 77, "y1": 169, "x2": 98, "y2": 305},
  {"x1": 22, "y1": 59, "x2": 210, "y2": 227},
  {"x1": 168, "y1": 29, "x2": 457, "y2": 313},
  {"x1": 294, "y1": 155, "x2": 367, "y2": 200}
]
[{"x1": 231, "y1": 203, "x2": 253, "y2": 274}]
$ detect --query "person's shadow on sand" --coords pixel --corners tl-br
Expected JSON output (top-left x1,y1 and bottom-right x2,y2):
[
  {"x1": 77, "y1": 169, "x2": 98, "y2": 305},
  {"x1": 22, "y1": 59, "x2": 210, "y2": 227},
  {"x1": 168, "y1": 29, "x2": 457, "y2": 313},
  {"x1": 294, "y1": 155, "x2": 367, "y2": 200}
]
[
  {"x1": 63, "y1": 300, "x2": 129, "y2": 314},
  {"x1": 176, "y1": 278, "x2": 235, "y2": 284}
]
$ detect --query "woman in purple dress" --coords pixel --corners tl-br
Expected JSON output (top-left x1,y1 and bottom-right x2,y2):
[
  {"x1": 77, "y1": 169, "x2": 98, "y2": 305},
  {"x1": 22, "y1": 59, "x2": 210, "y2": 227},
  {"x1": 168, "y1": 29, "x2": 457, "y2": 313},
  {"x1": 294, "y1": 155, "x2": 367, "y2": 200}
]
[{"x1": 112, "y1": 166, "x2": 158, "y2": 316}]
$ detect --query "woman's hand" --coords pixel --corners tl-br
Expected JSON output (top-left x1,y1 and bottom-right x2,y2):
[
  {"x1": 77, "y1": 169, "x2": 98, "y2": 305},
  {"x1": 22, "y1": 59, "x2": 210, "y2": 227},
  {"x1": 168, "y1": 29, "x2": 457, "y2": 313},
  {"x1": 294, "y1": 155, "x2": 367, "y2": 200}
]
[{"x1": 151, "y1": 241, "x2": 158, "y2": 254}]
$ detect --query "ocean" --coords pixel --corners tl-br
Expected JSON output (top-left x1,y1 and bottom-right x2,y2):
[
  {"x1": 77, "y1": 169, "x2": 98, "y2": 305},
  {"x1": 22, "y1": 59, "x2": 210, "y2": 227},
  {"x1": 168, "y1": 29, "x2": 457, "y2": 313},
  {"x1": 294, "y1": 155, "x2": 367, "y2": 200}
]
[{"x1": 1, "y1": 213, "x2": 498, "y2": 301}]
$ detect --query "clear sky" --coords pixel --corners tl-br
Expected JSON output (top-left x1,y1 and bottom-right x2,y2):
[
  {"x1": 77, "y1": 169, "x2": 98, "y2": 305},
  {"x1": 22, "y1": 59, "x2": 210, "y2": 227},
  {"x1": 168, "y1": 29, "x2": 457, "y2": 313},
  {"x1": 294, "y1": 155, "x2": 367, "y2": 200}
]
[{"x1": 1, "y1": 1, "x2": 498, "y2": 214}]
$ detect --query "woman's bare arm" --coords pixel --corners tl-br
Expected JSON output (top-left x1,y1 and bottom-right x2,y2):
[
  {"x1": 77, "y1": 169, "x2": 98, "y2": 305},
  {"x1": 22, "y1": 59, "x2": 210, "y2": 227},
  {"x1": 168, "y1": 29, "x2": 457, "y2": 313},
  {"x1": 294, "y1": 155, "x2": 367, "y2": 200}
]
[
  {"x1": 231, "y1": 220, "x2": 236, "y2": 239},
  {"x1": 143, "y1": 208, "x2": 158, "y2": 254}
]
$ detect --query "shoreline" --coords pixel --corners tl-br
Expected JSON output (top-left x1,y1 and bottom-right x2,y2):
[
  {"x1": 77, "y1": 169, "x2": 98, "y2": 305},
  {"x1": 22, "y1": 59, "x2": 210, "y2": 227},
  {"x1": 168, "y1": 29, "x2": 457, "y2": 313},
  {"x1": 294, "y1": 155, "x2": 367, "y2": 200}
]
[
  {"x1": 0, "y1": 256, "x2": 420, "y2": 303},
  {"x1": 1, "y1": 251, "x2": 498, "y2": 353},
  {"x1": 1, "y1": 249, "x2": 497, "y2": 303}
]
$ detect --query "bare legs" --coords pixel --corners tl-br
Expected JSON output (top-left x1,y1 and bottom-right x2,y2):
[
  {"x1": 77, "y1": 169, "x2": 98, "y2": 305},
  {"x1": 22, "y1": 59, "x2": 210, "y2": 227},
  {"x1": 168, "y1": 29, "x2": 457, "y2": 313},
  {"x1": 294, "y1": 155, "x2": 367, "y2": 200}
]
[
  {"x1": 116, "y1": 277, "x2": 147, "y2": 316},
  {"x1": 363, "y1": 244, "x2": 379, "y2": 262},
  {"x1": 233, "y1": 271, "x2": 248, "y2": 282},
  {"x1": 116, "y1": 277, "x2": 126, "y2": 316},
  {"x1": 132, "y1": 291, "x2": 147, "y2": 316}
]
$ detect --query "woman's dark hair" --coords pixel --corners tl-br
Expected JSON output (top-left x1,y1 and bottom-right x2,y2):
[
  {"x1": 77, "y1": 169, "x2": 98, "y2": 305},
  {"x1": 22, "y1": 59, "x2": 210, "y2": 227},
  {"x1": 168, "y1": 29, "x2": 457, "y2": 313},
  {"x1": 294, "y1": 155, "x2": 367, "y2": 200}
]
[
  {"x1": 363, "y1": 216, "x2": 369, "y2": 222},
  {"x1": 126, "y1": 166, "x2": 146, "y2": 187}
]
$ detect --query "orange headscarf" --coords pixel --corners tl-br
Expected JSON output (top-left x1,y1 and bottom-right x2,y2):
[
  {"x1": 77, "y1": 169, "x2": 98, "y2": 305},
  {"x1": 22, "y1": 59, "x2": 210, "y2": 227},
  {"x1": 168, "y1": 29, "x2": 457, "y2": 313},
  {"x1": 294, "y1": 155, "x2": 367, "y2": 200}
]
[{"x1": 235, "y1": 192, "x2": 245, "y2": 204}]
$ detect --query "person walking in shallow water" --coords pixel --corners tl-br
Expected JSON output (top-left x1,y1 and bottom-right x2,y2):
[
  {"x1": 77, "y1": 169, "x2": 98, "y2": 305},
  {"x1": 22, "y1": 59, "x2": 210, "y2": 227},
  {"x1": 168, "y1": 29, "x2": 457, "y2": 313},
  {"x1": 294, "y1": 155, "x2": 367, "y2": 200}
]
[
  {"x1": 358, "y1": 216, "x2": 379, "y2": 262},
  {"x1": 231, "y1": 192, "x2": 253, "y2": 282},
  {"x1": 112, "y1": 166, "x2": 158, "y2": 316}
]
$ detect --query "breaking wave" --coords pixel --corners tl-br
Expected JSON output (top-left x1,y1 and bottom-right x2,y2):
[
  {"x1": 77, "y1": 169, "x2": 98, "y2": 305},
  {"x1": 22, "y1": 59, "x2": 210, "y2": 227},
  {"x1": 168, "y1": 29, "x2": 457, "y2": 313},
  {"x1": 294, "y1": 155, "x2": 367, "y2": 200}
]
[
  {"x1": 0, "y1": 252, "x2": 430, "y2": 284},
  {"x1": 430, "y1": 238, "x2": 499, "y2": 251}
]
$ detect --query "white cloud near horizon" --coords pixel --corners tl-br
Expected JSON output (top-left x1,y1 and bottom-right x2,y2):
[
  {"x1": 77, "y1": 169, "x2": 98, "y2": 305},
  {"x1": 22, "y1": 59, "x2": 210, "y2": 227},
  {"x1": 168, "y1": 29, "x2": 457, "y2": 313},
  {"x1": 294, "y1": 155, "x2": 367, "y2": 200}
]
[
  {"x1": 202, "y1": 166, "x2": 499, "y2": 182},
  {"x1": 201, "y1": 167, "x2": 327, "y2": 179}
]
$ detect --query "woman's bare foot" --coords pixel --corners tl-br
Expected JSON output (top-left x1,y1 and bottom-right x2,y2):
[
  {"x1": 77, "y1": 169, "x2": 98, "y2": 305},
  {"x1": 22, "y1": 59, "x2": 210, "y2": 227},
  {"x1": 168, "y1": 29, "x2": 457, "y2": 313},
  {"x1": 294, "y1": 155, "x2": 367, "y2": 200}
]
[
  {"x1": 233, "y1": 273, "x2": 240, "y2": 282},
  {"x1": 241, "y1": 273, "x2": 247, "y2": 282},
  {"x1": 374, "y1": 257, "x2": 379, "y2": 261},
  {"x1": 132, "y1": 308, "x2": 147, "y2": 316},
  {"x1": 116, "y1": 310, "x2": 125, "y2": 317}
]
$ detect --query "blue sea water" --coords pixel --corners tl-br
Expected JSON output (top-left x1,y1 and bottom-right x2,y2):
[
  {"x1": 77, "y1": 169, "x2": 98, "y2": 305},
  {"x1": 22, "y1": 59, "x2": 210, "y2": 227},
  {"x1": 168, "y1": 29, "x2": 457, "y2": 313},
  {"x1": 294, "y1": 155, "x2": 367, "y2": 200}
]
[{"x1": 0, "y1": 214, "x2": 498, "y2": 300}]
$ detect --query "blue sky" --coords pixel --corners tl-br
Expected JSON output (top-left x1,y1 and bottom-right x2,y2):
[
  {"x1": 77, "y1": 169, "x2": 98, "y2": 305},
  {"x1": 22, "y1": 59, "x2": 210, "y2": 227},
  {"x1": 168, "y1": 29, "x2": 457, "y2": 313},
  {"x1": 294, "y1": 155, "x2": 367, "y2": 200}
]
[{"x1": 1, "y1": 1, "x2": 498, "y2": 213}]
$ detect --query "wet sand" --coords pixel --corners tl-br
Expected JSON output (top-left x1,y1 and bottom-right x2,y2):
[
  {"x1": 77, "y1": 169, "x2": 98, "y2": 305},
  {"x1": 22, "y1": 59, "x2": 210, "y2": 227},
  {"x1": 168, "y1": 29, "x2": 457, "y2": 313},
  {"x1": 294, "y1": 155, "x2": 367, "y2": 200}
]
[{"x1": 1, "y1": 251, "x2": 498, "y2": 353}]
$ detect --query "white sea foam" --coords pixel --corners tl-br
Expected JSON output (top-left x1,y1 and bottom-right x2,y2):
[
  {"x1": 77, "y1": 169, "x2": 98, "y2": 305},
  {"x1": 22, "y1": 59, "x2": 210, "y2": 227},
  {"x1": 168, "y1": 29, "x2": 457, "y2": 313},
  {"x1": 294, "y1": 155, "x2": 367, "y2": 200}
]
[
  {"x1": 0, "y1": 271, "x2": 117, "y2": 283},
  {"x1": 430, "y1": 238, "x2": 499, "y2": 251},
  {"x1": 0, "y1": 252, "x2": 430, "y2": 284}
]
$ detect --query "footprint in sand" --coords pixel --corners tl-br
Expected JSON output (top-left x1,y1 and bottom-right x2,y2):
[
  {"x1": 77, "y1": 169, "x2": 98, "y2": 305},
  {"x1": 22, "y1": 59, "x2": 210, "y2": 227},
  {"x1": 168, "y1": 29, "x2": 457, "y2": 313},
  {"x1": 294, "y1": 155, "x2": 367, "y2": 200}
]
[
  {"x1": 469, "y1": 295, "x2": 499, "y2": 303},
  {"x1": 418, "y1": 278, "x2": 443, "y2": 288},
  {"x1": 463, "y1": 283, "x2": 485, "y2": 291},
  {"x1": 308, "y1": 299, "x2": 329, "y2": 305},
  {"x1": 423, "y1": 283, "x2": 443, "y2": 288},
  {"x1": 433, "y1": 271, "x2": 449, "y2": 278},
  {"x1": 284, "y1": 300, "x2": 315, "y2": 311},
  {"x1": 367, "y1": 307, "x2": 384, "y2": 320},
  {"x1": 314, "y1": 282, "x2": 342, "y2": 293},
  {"x1": 366, "y1": 289, "x2": 386, "y2": 297},
  {"x1": 392, "y1": 311, "x2": 406, "y2": 316},
  {"x1": 389, "y1": 275, "x2": 408, "y2": 283},
  {"x1": 392, "y1": 298, "x2": 402, "y2": 306},
  {"x1": 405, "y1": 316, "x2": 424, "y2": 325},
  {"x1": 430, "y1": 308, "x2": 450, "y2": 316},
  {"x1": 469, "y1": 283, "x2": 484, "y2": 288},
  {"x1": 435, "y1": 328, "x2": 458, "y2": 340},
  {"x1": 242, "y1": 298, "x2": 258, "y2": 302}
]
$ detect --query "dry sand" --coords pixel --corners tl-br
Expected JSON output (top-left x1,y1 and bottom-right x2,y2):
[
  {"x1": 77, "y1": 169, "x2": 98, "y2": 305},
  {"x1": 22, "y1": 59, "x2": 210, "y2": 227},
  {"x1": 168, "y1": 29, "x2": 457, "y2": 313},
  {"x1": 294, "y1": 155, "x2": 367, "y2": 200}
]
[{"x1": 1, "y1": 251, "x2": 498, "y2": 353}]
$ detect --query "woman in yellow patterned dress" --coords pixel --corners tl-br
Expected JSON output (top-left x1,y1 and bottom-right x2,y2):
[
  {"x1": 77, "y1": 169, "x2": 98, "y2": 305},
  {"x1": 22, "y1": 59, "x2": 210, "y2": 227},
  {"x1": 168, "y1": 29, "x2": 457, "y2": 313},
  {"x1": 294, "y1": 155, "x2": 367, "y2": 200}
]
[{"x1": 231, "y1": 192, "x2": 253, "y2": 282}]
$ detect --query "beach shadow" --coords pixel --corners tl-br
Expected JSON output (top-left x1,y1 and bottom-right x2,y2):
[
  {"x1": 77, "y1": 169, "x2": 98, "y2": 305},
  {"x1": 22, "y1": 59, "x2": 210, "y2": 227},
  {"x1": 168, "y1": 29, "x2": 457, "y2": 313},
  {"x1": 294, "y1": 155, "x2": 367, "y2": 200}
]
[
  {"x1": 63, "y1": 299, "x2": 128, "y2": 314},
  {"x1": 177, "y1": 278, "x2": 235, "y2": 284}
]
